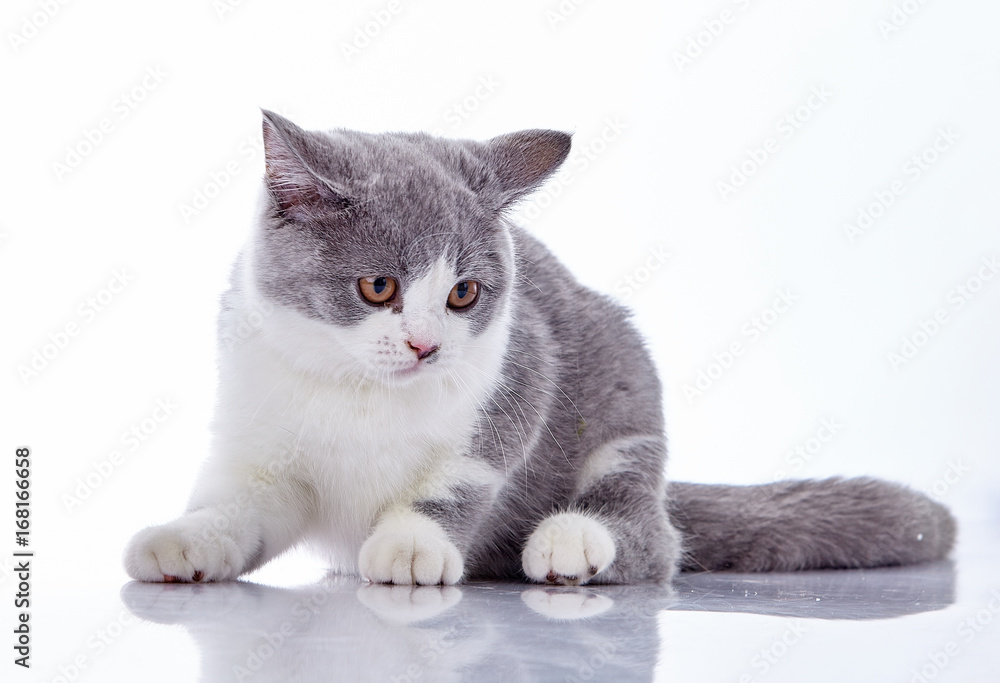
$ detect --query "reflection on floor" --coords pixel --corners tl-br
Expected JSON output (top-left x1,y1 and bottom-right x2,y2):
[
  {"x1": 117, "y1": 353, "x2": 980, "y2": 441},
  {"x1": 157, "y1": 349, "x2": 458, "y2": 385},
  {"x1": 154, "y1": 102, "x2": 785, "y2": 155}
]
[
  {"x1": 672, "y1": 561, "x2": 956, "y2": 620},
  {"x1": 121, "y1": 561, "x2": 956, "y2": 682}
]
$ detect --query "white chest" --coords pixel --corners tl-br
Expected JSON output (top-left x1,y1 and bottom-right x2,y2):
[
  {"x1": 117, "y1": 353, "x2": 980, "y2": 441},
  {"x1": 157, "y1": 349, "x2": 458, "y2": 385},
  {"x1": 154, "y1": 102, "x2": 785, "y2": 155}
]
[{"x1": 215, "y1": 331, "x2": 485, "y2": 568}]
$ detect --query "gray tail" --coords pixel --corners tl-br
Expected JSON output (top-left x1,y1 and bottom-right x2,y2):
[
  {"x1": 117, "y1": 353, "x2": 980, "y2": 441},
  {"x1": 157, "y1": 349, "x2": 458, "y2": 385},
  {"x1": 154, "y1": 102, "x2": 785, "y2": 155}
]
[{"x1": 666, "y1": 477, "x2": 956, "y2": 572}]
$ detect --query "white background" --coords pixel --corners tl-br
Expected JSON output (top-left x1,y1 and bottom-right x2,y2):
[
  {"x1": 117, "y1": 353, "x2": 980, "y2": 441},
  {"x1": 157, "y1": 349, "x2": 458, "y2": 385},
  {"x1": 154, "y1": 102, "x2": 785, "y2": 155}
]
[{"x1": 2, "y1": 0, "x2": 999, "y2": 680}]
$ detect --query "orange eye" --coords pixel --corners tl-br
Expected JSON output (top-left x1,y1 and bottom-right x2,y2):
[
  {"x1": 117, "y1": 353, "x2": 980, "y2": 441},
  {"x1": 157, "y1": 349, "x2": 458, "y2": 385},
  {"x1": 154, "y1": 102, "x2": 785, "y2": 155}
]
[
  {"x1": 358, "y1": 276, "x2": 397, "y2": 304},
  {"x1": 447, "y1": 281, "x2": 479, "y2": 309}
]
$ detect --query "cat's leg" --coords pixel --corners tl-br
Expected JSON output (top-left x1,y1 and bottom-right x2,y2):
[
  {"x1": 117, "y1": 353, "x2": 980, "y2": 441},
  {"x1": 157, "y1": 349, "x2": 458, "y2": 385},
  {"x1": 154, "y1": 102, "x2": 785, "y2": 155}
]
[
  {"x1": 123, "y1": 464, "x2": 313, "y2": 582},
  {"x1": 359, "y1": 455, "x2": 499, "y2": 586},
  {"x1": 523, "y1": 436, "x2": 679, "y2": 585}
]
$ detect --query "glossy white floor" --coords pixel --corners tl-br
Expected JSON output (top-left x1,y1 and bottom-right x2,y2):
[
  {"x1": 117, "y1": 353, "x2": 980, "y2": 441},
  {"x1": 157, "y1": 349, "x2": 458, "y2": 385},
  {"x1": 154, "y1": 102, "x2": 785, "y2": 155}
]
[
  {"x1": 6, "y1": 2, "x2": 1000, "y2": 682},
  {"x1": 29, "y1": 519, "x2": 995, "y2": 683}
]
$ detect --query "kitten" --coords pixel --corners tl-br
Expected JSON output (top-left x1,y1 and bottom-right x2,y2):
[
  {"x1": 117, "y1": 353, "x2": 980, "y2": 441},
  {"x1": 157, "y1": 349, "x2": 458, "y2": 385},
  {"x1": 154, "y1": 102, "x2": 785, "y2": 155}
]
[{"x1": 123, "y1": 111, "x2": 955, "y2": 586}]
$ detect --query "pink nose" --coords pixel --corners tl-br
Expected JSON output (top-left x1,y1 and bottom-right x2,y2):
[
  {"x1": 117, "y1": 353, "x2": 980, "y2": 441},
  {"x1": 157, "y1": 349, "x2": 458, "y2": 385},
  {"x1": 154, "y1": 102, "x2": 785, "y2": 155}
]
[{"x1": 407, "y1": 340, "x2": 439, "y2": 360}]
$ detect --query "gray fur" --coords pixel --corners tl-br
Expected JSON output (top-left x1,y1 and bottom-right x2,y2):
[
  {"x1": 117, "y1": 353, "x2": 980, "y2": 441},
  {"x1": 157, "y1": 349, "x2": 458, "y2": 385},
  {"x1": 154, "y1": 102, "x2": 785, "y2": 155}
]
[
  {"x1": 251, "y1": 112, "x2": 956, "y2": 582},
  {"x1": 667, "y1": 478, "x2": 956, "y2": 572}
]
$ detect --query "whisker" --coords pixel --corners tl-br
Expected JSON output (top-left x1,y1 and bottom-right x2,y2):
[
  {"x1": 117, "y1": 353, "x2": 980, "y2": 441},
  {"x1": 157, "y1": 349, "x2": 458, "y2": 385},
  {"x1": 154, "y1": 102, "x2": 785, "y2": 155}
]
[
  {"x1": 447, "y1": 368, "x2": 509, "y2": 478},
  {"x1": 464, "y1": 363, "x2": 571, "y2": 468}
]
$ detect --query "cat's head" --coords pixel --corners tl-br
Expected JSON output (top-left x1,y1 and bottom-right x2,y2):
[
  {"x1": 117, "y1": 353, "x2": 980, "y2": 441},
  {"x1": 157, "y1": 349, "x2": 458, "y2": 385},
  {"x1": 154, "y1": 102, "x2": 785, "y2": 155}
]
[{"x1": 247, "y1": 110, "x2": 570, "y2": 386}]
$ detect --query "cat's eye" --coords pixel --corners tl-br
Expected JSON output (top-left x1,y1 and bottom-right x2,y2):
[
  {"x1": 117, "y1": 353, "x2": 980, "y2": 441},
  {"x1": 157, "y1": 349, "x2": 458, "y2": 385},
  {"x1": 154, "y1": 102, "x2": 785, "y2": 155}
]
[
  {"x1": 358, "y1": 276, "x2": 397, "y2": 304},
  {"x1": 447, "y1": 281, "x2": 479, "y2": 310}
]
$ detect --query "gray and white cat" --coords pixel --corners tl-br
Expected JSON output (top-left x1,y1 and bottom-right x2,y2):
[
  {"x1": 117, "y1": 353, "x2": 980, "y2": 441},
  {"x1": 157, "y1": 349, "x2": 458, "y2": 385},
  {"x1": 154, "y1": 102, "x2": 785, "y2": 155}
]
[{"x1": 124, "y1": 111, "x2": 955, "y2": 586}]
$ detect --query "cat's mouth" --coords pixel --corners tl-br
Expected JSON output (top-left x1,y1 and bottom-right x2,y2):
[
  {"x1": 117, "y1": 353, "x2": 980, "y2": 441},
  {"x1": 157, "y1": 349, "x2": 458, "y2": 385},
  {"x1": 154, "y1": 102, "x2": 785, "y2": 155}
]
[
  {"x1": 390, "y1": 347, "x2": 441, "y2": 379},
  {"x1": 363, "y1": 350, "x2": 442, "y2": 386},
  {"x1": 395, "y1": 363, "x2": 422, "y2": 377},
  {"x1": 385, "y1": 358, "x2": 433, "y2": 383}
]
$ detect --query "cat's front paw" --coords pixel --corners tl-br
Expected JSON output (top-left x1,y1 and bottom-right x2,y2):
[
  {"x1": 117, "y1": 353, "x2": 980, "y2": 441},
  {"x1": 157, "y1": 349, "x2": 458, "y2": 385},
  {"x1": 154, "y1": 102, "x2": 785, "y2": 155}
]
[
  {"x1": 522, "y1": 512, "x2": 616, "y2": 586},
  {"x1": 123, "y1": 516, "x2": 247, "y2": 583},
  {"x1": 359, "y1": 512, "x2": 463, "y2": 585}
]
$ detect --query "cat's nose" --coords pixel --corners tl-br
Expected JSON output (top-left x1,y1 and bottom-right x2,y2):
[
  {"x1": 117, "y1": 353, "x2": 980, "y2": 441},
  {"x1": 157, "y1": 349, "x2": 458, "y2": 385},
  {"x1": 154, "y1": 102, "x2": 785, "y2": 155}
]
[{"x1": 407, "y1": 340, "x2": 439, "y2": 360}]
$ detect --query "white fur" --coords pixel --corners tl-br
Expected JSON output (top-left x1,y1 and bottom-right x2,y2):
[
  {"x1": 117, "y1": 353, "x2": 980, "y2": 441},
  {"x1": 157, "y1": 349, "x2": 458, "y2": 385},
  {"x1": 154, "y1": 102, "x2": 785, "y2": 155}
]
[
  {"x1": 358, "y1": 508, "x2": 464, "y2": 585},
  {"x1": 572, "y1": 435, "x2": 656, "y2": 498},
  {"x1": 123, "y1": 507, "x2": 251, "y2": 582},
  {"x1": 124, "y1": 245, "x2": 512, "y2": 584},
  {"x1": 522, "y1": 512, "x2": 616, "y2": 586}
]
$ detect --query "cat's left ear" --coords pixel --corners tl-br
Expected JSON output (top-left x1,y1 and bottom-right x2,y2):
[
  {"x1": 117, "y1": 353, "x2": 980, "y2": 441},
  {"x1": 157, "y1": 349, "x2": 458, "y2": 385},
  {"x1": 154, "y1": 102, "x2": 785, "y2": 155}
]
[
  {"x1": 261, "y1": 110, "x2": 350, "y2": 221},
  {"x1": 480, "y1": 130, "x2": 572, "y2": 209}
]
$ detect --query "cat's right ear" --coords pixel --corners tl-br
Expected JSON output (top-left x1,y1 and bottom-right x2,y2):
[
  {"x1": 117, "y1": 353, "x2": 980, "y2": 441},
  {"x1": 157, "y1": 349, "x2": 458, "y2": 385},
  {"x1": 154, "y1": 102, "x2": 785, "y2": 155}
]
[
  {"x1": 481, "y1": 129, "x2": 572, "y2": 210},
  {"x1": 261, "y1": 110, "x2": 349, "y2": 222}
]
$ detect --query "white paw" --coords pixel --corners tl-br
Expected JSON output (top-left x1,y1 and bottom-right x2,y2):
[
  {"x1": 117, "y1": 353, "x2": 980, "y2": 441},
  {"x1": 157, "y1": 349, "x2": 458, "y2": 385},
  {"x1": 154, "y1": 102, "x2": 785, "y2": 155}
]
[
  {"x1": 123, "y1": 514, "x2": 247, "y2": 583},
  {"x1": 522, "y1": 512, "x2": 616, "y2": 586},
  {"x1": 359, "y1": 512, "x2": 463, "y2": 585}
]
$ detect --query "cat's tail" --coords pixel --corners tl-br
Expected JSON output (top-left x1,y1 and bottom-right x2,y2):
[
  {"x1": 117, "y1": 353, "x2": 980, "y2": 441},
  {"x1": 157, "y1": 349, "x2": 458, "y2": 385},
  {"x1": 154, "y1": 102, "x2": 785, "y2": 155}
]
[{"x1": 666, "y1": 477, "x2": 956, "y2": 572}]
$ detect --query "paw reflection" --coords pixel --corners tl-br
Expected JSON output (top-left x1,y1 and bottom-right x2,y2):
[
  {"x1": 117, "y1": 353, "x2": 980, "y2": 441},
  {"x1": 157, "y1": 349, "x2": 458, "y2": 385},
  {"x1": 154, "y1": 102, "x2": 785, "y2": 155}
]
[
  {"x1": 521, "y1": 586, "x2": 614, "y2": 620},
  {"x1": 357, "y1": 583, "x2": 463, "y2": 624}
]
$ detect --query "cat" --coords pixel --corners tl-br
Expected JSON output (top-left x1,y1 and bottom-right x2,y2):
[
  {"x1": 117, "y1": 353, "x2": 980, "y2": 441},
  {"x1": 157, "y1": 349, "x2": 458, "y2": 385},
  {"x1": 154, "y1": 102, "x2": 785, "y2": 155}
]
[{"x1": 123, "y1": 111, "x2": 956, "y2": 586}]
